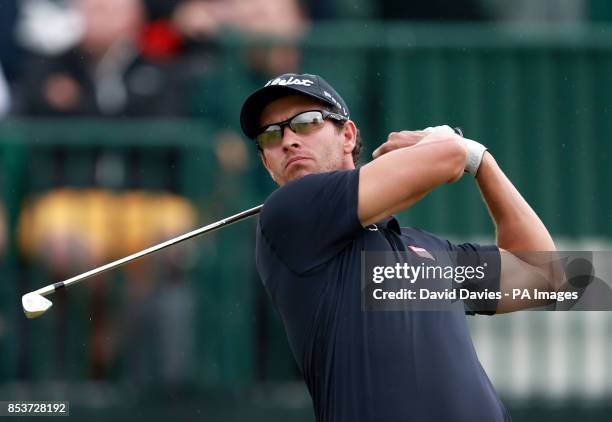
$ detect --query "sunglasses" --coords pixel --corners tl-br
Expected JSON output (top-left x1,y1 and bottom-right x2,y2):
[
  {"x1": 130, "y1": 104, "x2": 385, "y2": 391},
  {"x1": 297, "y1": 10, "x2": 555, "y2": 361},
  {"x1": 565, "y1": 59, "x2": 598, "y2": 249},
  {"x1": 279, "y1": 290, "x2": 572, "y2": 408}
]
[{"x1": 255, "y1": 110, "x2": 348, "y2": 150}]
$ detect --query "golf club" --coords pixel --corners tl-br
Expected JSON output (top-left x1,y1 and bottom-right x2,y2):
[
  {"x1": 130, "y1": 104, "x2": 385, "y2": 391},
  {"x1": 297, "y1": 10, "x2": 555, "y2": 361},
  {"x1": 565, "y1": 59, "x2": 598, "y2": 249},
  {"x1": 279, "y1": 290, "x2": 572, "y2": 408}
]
[
  {"x1": 21, "y1": 127, "x2": 466, "y2": 319},
  {"x1": 22, "y1": 204, "x2": 263, "y2": 319}
]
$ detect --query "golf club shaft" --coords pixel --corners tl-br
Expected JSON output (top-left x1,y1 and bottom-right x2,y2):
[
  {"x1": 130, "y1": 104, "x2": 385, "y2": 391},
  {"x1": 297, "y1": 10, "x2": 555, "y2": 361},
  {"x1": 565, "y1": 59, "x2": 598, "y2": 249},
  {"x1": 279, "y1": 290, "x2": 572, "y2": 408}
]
[
  {"x1": 33, "y1": 204, "x2": 263, "y2": 297},
  {"x1": 34, "y1": 129, "x2": 463, "y2": 297}
]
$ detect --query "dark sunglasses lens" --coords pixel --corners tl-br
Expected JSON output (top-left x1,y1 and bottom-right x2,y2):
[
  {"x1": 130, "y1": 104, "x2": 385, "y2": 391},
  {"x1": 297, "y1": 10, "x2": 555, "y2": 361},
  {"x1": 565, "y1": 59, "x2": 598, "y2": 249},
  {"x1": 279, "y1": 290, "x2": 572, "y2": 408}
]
[
  {"x1": 257, "y1": 126, "x2": 282, "y2": 149},
  {"x1": 291, "y1": 111, "x2": 325, "y2": 134}
]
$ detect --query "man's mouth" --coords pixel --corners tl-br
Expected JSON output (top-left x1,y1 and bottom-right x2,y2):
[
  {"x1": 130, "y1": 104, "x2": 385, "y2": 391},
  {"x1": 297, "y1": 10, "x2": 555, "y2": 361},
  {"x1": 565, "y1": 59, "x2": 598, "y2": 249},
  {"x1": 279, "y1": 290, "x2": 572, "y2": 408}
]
[{"x1": 285, "y1": 156, "x2": 309, "y2": 169}]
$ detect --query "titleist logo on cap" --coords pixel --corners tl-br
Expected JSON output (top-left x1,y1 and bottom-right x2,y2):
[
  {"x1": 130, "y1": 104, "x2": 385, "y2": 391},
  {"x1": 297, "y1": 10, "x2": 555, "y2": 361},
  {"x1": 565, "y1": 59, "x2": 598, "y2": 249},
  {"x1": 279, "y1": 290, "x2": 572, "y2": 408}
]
[{"x1": 265, "y1": 76, "x2": 314, "y2": 87}]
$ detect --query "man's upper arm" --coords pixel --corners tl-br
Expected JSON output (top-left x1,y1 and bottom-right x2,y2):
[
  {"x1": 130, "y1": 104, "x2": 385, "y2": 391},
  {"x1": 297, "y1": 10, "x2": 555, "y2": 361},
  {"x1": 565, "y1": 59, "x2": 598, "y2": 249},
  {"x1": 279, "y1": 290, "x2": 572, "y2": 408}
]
[
  {"x1": 496, "y1": 249, "x2": 561, "y2": 313},
  {"x1": 358, "y1": 137, "x2": 465, "y2": 227},
  {"x1": 260, "y1": 170, "x2": 362, "y2": 274}
]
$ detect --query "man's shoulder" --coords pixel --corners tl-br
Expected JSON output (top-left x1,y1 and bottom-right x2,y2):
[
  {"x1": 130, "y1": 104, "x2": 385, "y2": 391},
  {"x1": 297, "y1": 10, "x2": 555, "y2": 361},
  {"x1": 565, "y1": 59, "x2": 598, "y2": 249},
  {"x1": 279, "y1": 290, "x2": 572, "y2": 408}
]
[
  {"x1": 258, "y1": 169, "x2": 362, "y2": 275},
  {"x1": 262, "y1": 169, "x2": 359, "y2": 218},
  {"x1": 264, "y1": 170, "x2": 358, "y2": 199}
]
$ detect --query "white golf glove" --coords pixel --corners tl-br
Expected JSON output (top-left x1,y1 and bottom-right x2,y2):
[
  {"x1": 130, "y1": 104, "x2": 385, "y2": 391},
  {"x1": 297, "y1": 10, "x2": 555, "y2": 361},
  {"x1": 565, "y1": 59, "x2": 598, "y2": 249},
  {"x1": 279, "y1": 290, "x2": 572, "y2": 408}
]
[{"x1": 423, "y1": 125, "x2": 487, "y2": 176}]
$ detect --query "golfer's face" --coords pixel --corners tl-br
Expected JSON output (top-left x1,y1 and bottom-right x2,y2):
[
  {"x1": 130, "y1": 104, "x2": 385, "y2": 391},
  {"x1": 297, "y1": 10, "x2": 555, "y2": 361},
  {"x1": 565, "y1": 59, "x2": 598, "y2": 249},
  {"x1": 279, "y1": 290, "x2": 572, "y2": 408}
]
[{"x1": 258, "y1": 95, "x2": 346, "y2": 186}]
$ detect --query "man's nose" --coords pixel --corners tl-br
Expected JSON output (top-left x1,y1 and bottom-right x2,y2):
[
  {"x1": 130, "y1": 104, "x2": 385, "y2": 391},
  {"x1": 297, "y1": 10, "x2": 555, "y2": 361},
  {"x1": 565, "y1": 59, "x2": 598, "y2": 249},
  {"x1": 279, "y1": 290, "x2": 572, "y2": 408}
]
[{"x1": 281, "y1": 125, "x2": 301, "y2": 149}]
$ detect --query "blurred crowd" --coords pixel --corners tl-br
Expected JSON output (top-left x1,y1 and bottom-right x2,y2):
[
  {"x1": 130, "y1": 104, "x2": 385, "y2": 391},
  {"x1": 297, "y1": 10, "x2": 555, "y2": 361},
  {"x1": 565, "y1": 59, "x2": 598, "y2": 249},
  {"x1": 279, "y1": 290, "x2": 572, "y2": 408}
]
[
  {"x1": 0, "y1": 0, "x2": 605, "y2": 387},
  {"x1": 3, "y1": 0, "x2": 309, "y2": 119},
  {"x1": 0, "y1": 0, "x2": 312, "y2": 387},
  {"x1": 0, "y1": 0, "x2": 595, "y2": 120}
]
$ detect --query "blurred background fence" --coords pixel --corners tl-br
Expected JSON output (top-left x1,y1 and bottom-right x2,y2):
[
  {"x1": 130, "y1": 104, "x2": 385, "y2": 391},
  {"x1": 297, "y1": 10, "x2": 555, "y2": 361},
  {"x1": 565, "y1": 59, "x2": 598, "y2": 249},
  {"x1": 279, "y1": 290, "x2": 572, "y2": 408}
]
[{"x1": 1, "y1": 6, "x2": 612, "y2": 421}]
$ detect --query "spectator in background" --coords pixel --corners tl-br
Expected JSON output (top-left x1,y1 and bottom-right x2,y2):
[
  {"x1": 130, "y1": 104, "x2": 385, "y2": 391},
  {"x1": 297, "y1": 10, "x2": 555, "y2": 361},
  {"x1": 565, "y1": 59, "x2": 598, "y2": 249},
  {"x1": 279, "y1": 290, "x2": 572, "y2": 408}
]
[
  {"x1": 14, "y1": 0, "x2": 187, "y2": 116},
  {"x1": 172, "y1": 0, "x2": 307, "y2": 77},
  {"x1": 0, "y1": 63, "x2": 10, "y2": 118},
  {"x1": 0, "y1": 0, "x2": 22, "y2": 82},
  {"x1": 173, "y1": 0, "x2": 307, "y2": 40},
  {"x1": 17, "y1": 188, "x2": 199, "y2": 383},
  {"x1": 120, "y1": 192, "x2": 198, "y2": 390}
]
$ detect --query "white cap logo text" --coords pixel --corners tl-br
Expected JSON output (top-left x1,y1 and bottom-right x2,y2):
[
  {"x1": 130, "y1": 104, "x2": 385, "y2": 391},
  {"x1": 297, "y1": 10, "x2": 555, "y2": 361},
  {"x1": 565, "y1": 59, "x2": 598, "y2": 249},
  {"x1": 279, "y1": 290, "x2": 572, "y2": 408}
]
[{"x1": 265, "y1": 76, "x2": 314, "y2": 87}]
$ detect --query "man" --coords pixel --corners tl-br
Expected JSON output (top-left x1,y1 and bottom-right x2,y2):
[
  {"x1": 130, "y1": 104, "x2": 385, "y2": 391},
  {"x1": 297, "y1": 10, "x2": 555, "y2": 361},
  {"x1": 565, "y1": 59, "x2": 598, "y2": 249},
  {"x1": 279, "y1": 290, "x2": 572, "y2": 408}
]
[{"x1": 240, "y1": 73, "x2": 558, "y2": 421}]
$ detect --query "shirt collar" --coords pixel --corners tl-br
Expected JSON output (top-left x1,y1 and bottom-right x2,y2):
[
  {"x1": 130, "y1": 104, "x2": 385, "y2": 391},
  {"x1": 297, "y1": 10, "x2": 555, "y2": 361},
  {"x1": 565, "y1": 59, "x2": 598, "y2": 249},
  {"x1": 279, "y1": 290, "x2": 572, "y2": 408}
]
[{"x1": 379, "y1": 216, "x2": 401, "y2": 234}]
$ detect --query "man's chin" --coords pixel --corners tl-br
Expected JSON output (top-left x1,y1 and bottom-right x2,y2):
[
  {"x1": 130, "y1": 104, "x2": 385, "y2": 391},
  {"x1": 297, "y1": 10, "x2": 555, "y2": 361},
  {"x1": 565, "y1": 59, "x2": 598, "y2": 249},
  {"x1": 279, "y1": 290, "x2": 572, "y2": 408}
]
[
  {"x1": 287, "y1": 159, "x2": 311, "y2": 174},
  {"x1": 287, "y1": 169, "x2": 313, "y2": 182},
  {"x1": 280, "y1": 167, "x2": 318, "y2": 185}
]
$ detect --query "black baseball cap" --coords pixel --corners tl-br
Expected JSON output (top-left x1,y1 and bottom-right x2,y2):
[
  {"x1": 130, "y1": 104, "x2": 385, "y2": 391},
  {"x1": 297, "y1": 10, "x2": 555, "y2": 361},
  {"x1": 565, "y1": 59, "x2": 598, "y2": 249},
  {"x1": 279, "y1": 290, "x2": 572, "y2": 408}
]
[{"x1": 240, "y1": 73, "x2": 350, "y2": 140}]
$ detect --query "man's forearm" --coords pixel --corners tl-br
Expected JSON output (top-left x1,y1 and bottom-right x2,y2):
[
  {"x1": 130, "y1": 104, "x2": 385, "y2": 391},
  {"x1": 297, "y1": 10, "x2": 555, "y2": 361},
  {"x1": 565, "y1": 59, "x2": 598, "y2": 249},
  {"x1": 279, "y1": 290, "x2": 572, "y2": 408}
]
[
  {"x1": 476, "y1": 152, "x2": 562, "y2": 306},
  {"x1": 475, "y1": 152, "x2": 556, "y2": 252}
]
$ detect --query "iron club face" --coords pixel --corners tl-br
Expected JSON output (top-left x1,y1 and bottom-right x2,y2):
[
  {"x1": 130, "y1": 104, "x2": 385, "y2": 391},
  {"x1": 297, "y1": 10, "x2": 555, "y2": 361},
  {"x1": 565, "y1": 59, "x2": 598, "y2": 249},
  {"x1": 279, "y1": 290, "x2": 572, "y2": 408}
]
[{"x1": 22, "y1": 292, "x2": 53, "y2": 319}]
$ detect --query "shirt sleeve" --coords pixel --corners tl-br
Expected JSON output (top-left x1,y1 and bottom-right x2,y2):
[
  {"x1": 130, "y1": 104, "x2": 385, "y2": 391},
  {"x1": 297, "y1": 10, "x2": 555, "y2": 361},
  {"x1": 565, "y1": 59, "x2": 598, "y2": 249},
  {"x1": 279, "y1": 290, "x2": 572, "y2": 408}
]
[
  {"x1": 448, "y1": 242, "x2": 501, "y2": 315},
  {"x1": 259, "y1": 169, "x2": 362, "y2": 274}
]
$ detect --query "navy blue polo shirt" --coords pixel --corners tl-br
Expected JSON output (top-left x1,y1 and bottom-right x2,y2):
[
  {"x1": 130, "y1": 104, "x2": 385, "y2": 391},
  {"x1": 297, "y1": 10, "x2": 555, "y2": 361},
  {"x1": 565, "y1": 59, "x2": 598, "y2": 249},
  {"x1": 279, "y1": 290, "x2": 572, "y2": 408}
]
[{"x1": 256, "y1": 169, "x2": 511, "y2": 422}]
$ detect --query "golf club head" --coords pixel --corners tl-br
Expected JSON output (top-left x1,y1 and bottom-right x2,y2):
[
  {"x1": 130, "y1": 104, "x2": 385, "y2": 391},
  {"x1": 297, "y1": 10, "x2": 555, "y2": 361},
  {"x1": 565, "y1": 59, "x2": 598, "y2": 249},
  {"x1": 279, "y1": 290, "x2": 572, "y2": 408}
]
[{"x1": 22, "y1": 293, "x2": 53, "y2": 319}]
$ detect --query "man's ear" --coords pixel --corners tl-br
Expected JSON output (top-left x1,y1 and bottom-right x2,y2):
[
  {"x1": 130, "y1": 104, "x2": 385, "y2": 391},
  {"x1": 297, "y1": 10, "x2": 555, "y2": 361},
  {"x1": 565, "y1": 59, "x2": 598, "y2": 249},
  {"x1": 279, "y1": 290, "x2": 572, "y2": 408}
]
[
  {"x1": 342, "y1": 120, "x2": 357, "y2": 155},
  {"x1": 260, "y1": 151, "x2": 277, "y2": 183}
]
